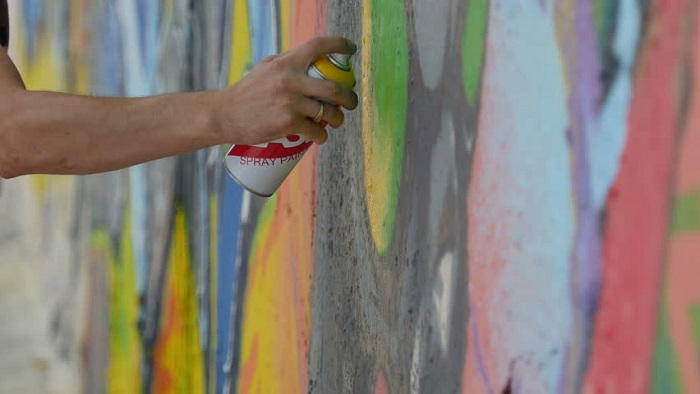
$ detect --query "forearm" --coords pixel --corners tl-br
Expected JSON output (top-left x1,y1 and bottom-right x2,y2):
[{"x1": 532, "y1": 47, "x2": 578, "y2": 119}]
[
  {"x1": 0, "y1": 36, "x2": 359, "y2": 179},
  {"x1": 0, "y1": 89, "x2": 221, "y2": 177}
]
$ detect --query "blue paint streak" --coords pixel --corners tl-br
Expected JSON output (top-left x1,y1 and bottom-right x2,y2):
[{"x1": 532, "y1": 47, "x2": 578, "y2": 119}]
[
  {"x1": 21, "y1": 0, "x2": 42, "y2": 61},
  {"x1": 216, "y1": 176, "x2": 242, "y2": 394},
  {"x1": 139, "y1": 0, "x2": 161, "y2": 92},
  {"x1": 248, "y1": 0, "x2": 278, "y2": 64},
  {"x1": 93, "y1": 1, "x2": 124, "y2": 96},
  {"x1": 129, "y1": 167, "x2": 148, "y2": 295}
]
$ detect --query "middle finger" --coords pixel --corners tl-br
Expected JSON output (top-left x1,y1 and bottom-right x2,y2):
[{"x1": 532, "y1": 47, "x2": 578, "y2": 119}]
[{"x1": 300, "y1": 76, "x2": 358, "y2": 111}]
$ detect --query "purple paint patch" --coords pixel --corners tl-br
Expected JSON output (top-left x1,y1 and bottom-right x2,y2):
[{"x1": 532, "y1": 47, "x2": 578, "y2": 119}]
[
  {"x1": 472, "y1": 318, "x2": 494, "y2": 394},
  {"x1": 558, "y1": 0, "x2": 605, "y2": 389}
]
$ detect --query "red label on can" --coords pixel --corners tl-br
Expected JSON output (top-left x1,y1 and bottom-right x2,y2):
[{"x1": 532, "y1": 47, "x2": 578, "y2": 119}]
[{"x1": 227, "y1": 136, "x2": 313, "y2": 159}]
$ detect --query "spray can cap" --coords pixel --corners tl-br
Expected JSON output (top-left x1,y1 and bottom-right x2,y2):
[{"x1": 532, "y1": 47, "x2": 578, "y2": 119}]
[{"x1": 328, "y1": 53, "x2": 352, "y2": 71}]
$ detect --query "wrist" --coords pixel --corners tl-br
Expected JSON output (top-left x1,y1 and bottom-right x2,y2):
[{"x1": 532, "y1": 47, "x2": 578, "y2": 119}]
[{"x1": 192, "y1": 90, "x2": 225, "y2": 146}]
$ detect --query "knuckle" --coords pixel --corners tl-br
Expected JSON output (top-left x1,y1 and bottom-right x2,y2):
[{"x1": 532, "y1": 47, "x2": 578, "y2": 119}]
[{"x1": 269, "y1": 56, "x2": 287, "y2": 72}]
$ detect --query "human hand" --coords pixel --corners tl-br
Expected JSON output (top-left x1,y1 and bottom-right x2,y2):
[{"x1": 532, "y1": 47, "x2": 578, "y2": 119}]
[{"x1": 213, "y1": 36, "x2": 358, "y2": 145}]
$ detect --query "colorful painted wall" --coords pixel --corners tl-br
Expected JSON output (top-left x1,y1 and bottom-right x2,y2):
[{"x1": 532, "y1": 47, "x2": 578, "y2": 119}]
[{"x1": 1, "y1": 0, "x2": 699, "y2": 392}]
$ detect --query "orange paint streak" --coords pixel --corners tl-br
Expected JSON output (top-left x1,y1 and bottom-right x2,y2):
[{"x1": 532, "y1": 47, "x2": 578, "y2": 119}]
[
  {"x1": 664, "y1": 12, "x2": 700, "y2": 389},
  {"x1": 238, "y1": 337, "x2": 260, "y2": 393},
  {"x1": 667, "y1": 236, "x2": 700, "y2": 391},
  {"x1": 152, "y1": 296, "x2": 179, "y2": 392},
  {"x1": 676, "y1": 8, "x2": 700, "y2": 193}
]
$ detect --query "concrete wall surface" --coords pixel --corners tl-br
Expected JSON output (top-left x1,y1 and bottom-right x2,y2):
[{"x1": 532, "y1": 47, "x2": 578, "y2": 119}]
[{"x1": 0, "y1": 0, "x2": 699, "y2": 393}]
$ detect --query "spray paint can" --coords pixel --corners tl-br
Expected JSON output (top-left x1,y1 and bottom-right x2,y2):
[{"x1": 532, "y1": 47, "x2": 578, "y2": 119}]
[{"x1": 224, "y1": 53, "x2": 356, "y2": 197}]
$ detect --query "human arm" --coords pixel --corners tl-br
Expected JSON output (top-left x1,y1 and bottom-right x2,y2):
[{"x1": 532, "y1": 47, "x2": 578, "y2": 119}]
[{"x1": 0, "y1": 13, "x2": 357, "y2": 178}]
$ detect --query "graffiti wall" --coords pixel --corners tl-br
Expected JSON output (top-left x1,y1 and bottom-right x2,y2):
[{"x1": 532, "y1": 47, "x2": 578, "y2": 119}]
[{"x1": 0, "y1": 0, "x2": 699, "y2": 393}]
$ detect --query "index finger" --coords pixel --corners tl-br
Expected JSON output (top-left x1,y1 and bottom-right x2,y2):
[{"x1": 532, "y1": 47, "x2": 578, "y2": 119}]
[{"x1": 290, "y1": 36, "x2": 357, "y2": 67}]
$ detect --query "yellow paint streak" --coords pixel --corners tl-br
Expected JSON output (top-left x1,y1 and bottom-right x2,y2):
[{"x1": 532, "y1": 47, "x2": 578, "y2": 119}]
[
  {"x1": 11, "y1": 7, "x2": 65, "y2": 93},
  {"x1": 228, "y1": 0, "x2": 252, "y2": 85},
  {"x1": 280, "y1": 0, "x2": 291, "y2": 51},
  {"x1": 90, "y1": 211, "x2": 142, "y2": 394},
  {"x1": 151, "y1": 207, "x2": 205, "y2": 394}
]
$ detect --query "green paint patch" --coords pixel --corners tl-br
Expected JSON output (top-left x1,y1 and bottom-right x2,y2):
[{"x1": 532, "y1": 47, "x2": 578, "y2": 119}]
[
  {"x1": 362, "y1": 0, "x2": 408, "y2": 255},
  {"x1": 691, "y1": 304, "x2": 700, "y2": 348},
  {"x1": 462, "y1": 0, "x2": 488, "y2": 105},
  {"x1": 651, "y1": 294, "x2": 685, "y2": 394},
  {"x1": 91, "y1": 209, "x2": 143, "y2": 393},
  {"x1": 671, "y1": 190, "x2": 700, "y2": 234}
]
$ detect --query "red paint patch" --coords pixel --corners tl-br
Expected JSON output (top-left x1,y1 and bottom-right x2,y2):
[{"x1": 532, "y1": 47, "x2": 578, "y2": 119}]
[{"x1": 583, "y1": 0, "x2": 690, "y2": 391}]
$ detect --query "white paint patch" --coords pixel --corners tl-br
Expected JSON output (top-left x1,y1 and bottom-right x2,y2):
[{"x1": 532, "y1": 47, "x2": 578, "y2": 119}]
[
  {"x1": 432, "y1": 252, "x2": 457, "y2": 356},
  {"x1": 240, "y1": 191, "x2": 252, "y2": 224},
  {"x1": 590, "y1": 0, "x2": 641, "y2": 210},
  {"x1": 410, "y1": 323, "x2": 422, "y2": 394},
  {"x1": 466, "y1": 1, "x2": 574, "y2": 390},
  {"x1": 428, "y1": 113, "x2": 457, "y2": 265},
  {"x1": 413, "y1": 0, "x2": 451, "y2": 90},
  {"x1": 510, "y1": 359, "x2": 549, "y2": 393}
]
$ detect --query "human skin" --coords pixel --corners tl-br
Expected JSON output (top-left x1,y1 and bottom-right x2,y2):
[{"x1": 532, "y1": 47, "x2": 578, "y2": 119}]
[{"x1": 0, "y1": 1, "x2": 357, "y2": 178}]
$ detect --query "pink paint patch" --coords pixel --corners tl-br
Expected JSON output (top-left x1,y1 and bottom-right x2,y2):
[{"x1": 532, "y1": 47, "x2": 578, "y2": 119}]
[{"x1": 374, "y1": 371, "x2": 389, "y2": 394}]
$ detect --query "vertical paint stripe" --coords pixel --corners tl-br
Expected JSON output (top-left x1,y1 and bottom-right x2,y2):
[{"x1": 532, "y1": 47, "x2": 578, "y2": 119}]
[
  {"x1": 651, "y1": 294, "x2": 685, "y2": 393},
  {"x1": 691, "y1": 305, "x2": 700, "y2": 347},
  {"x1": 209, "y1": 195, "x2": 219, "y2": 393},
  {"x1": 151, "y1": 207, "x2": 206, "y2": 394},
  {"x1": 228, "y1": 0, "x2": 252, "y2": 85},
  {"x1": 583, "y1": 0, "x2": 690, "y2": 391},
  {"x1": 361, "y1": 0, "x2": 409, "y2": 255},
  {"x1": 462, "y1": 0, "x2": 488, "y2": 105},
  {"x1": 93, "y1": 209, "x2": 142, "y2": 394}
]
